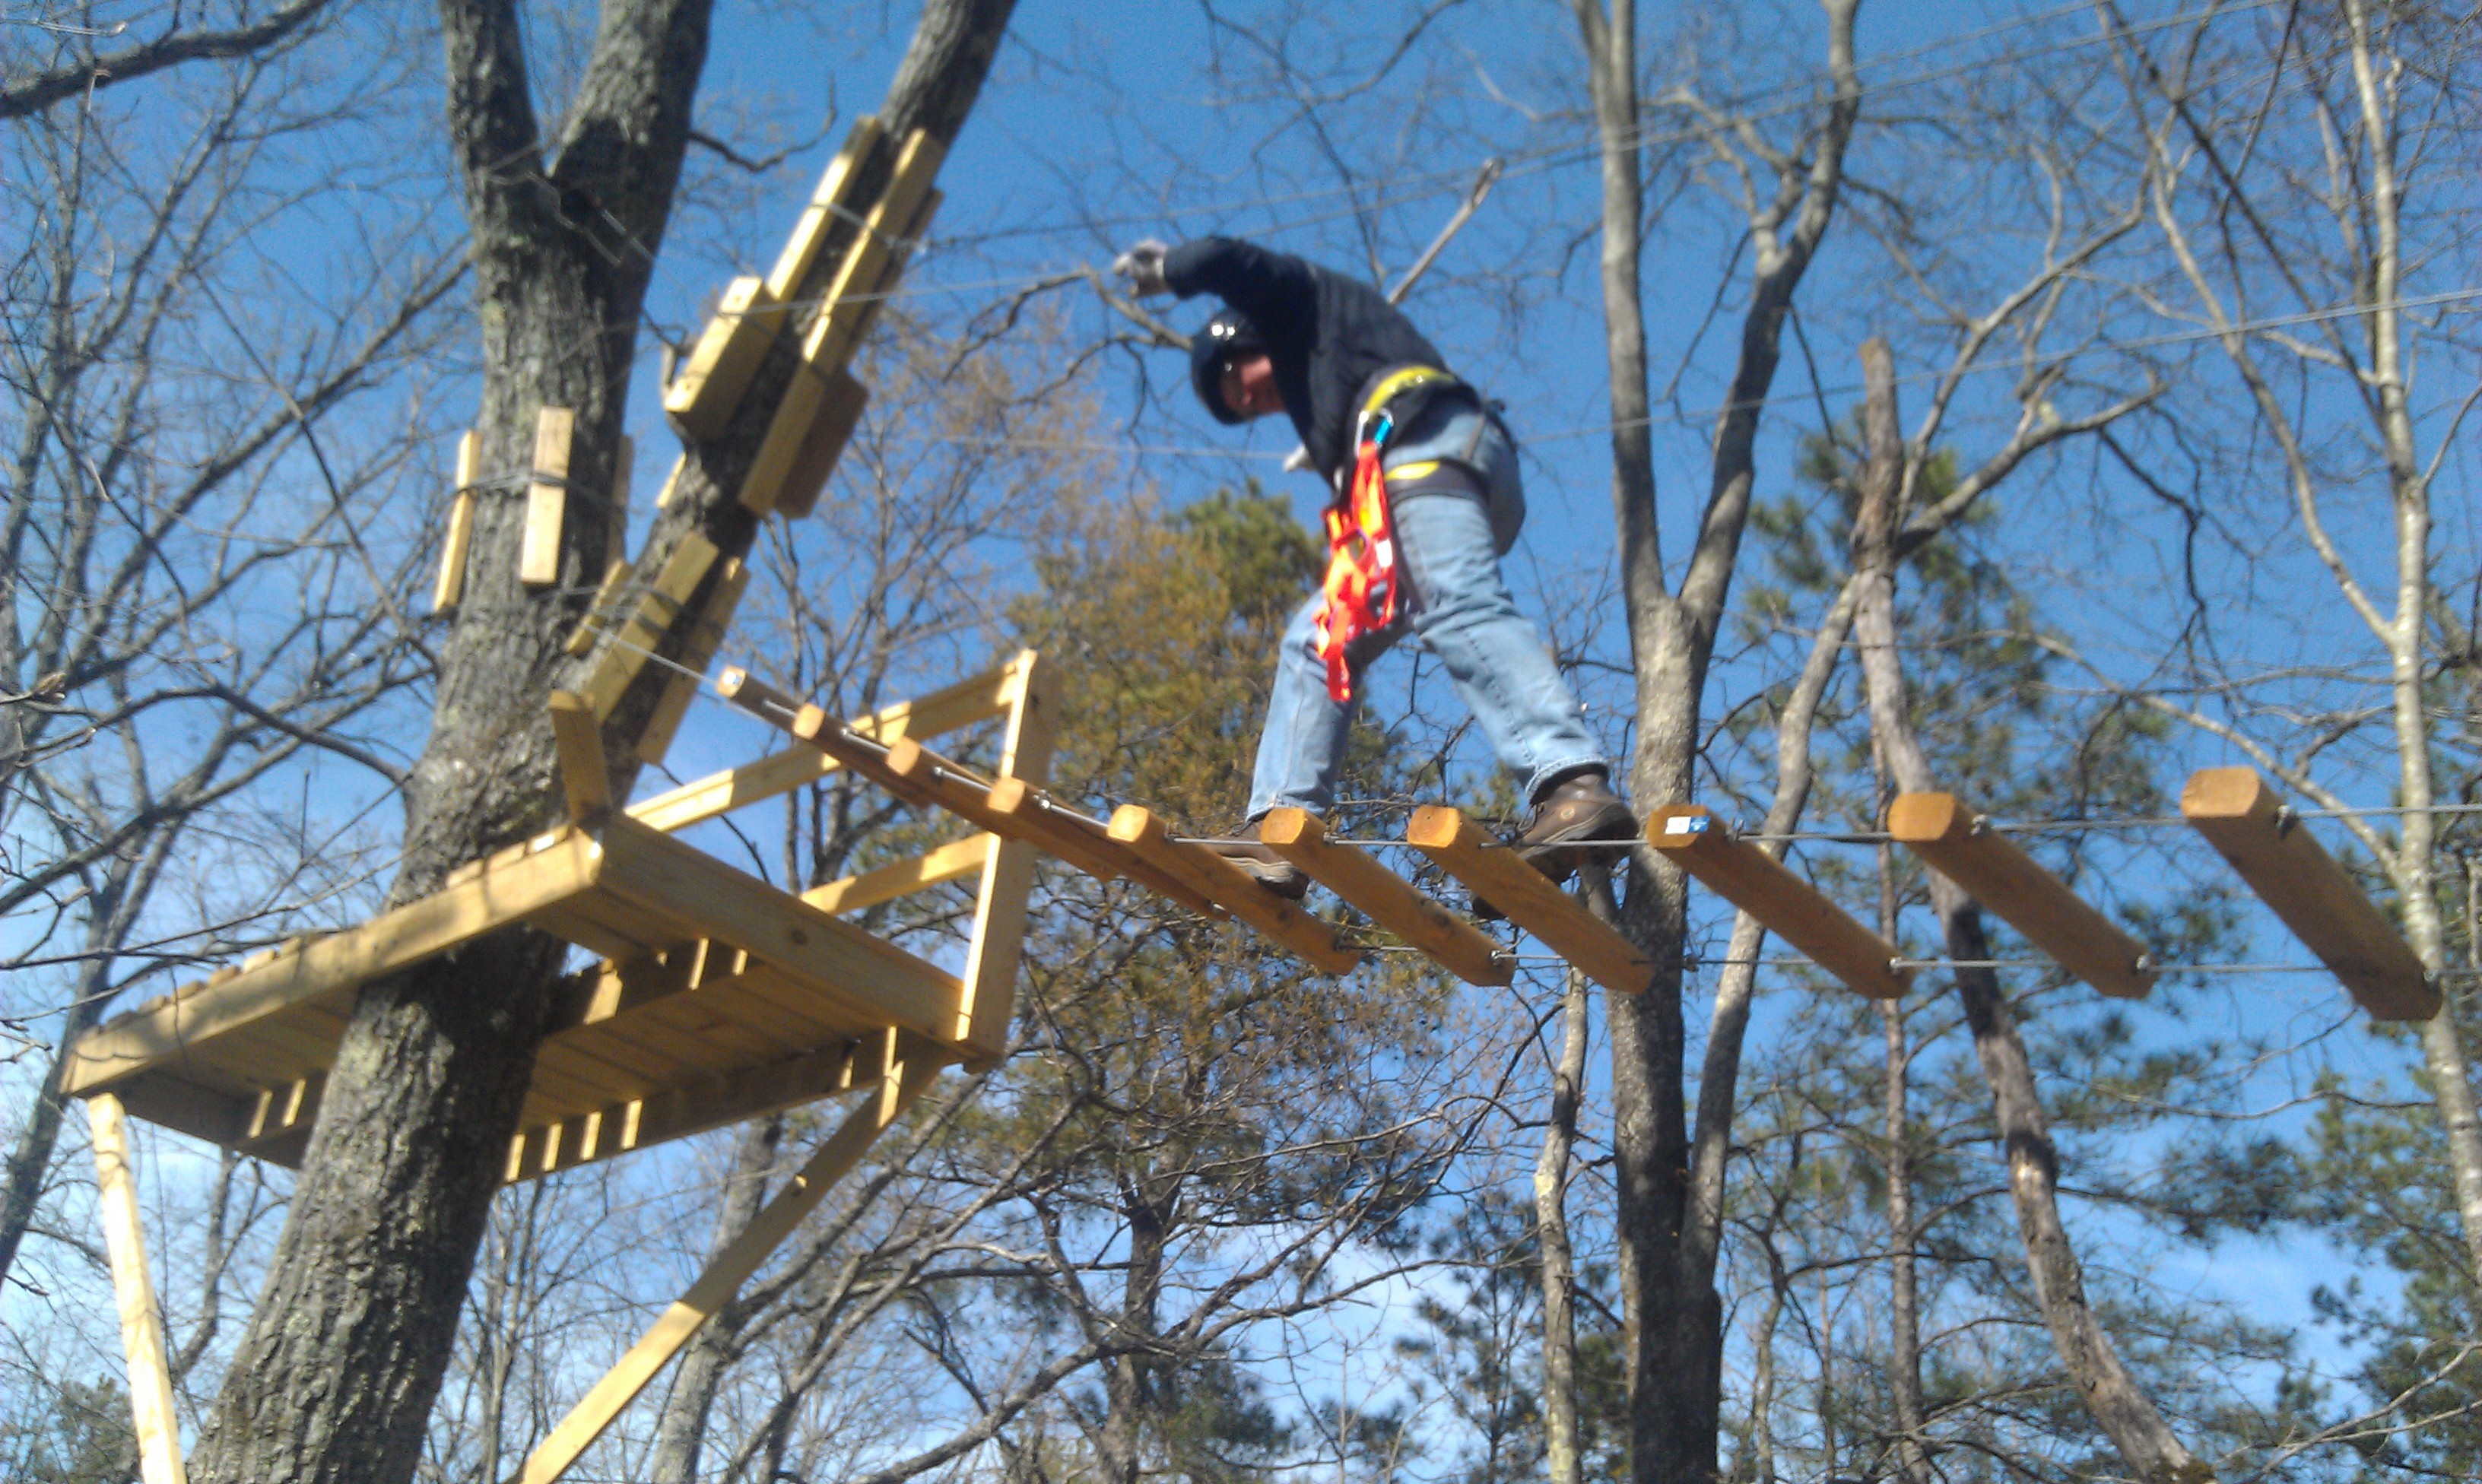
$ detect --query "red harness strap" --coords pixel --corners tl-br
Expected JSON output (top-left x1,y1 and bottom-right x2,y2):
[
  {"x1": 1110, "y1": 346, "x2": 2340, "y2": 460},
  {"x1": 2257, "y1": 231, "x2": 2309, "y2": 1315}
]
[{"x1": 1311, "y1": 433, "x2": 1398, "y2": 702}]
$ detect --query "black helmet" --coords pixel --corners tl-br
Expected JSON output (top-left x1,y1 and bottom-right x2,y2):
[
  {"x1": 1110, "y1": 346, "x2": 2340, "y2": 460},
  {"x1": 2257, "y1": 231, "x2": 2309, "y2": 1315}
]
[{"x1": 1189, "y1": 308, "x2": 1265, "y2": 424}]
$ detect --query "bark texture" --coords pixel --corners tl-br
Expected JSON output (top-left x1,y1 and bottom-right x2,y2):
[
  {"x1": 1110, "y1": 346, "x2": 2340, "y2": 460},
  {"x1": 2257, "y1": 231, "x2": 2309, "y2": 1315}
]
[
  {"x1": 1849, "y1": 338, "x2": 2207, "y2": 1484},
  {"x1": 1534, "y1": 969, "x2": 1589, "y2": 1484},
  {"x1": 1563, "y1": 3, "x2": 1860, "y2": 1479},
  {"x1": 185, "y1": 2, "x2": 1019, "y2": 1479}
]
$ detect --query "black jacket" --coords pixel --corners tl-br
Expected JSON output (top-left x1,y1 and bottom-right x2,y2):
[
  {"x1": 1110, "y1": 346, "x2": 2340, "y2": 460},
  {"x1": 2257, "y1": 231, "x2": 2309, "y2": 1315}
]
[{"x1": 1164, "y1": 236, "x2": 1466, "y2": 480}]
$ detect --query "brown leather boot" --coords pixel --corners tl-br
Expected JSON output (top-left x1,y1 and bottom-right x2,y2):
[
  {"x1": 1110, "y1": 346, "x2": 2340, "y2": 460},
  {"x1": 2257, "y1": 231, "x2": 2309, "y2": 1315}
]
[
  {"x1": 1208, "y1": 817, "x2": 1309, "y2": 900},
  {"x1": 1516, "y1": 769, "x2": 1636, "y2": 881}
]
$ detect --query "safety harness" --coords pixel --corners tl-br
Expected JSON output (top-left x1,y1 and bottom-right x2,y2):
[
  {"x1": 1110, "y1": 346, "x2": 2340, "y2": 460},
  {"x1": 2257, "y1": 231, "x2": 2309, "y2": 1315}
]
[{"x1": 1312, "y1": 366, "x2": 1456, "y2": 702}]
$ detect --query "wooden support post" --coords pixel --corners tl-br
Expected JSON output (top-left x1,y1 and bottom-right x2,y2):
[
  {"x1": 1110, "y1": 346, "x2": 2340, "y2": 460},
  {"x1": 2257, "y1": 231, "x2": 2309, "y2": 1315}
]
[
  {"x1": 506, "y1": 1033, "x2": 941, "y2": 1484},
  {"x1": 2180, "y1": 767, "x2": 2438, "y2": 1021},
  {"x1": 565, "y1": 558, "x2": 633, "y2": 657},
  {"x1": 1407, "y1": 806, "x2": 1652, "y2": 995},
  {"x1": 548, "y1": 690, "x2": 611, "y2": 822},
  {"x1": 1887, "y1": 792, "x2": 2156, "y2": 999},
  {"x1": 1644, "y1": 805, "x2": 1909, "y2": 1000},
  {"x1": 1106, "y1": 807, "x2": 1362, "y2": 975},
  {"x1": 1259, "y1": 808, "x2": 1511, "y2": 987},
  {"x1": 89, "y1": 1093, "x2": 189, "y2": 1484},
  {"x1": 520, "y1": 407, "x2": 574, "y2": 587},
  {"x1": 662, "y1": 276, "x2": 787, "y2": 441},
  {"x1": 633, "y1": 556, "x2": 747, "y2": 767},
  {"x1": 433, "y1": 429, "x2": 481, "y2": 612},
  {"x1": 954, "y1": 652, "x2": 1059, "y2": 1058}
]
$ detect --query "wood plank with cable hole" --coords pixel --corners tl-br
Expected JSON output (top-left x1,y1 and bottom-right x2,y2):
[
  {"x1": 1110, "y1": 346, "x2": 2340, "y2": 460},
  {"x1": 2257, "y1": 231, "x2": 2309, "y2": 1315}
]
[
  {"x1": 2179, "y1": 767, "x2": 2437, "y2": 1021},
  {"x1": 1407, "y1": 806, "x2": 1651, "y2": 995},
  {"x1": 1645, "y1": 804, "x2": 1908, "y2": 1000},
  {"x1": 634, "y1": 556, "x2": 748, "y2": 767},
  {"x1": 1259, "y1": 808, "x2": 1510, "y2": 986},
  {"x1": 1887, "y1": 791, "x2": 2155, "y2": 999},
  {"x1": 577, "y1": 532, "x2": 719, "y2": 720},
  {"x1": 1107, "y1": 807, "x2": 1360, "y2": 975}
]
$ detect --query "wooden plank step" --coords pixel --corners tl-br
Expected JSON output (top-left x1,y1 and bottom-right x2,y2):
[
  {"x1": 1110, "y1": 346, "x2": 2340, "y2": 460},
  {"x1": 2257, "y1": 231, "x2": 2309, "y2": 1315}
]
[
  {"x1": 1887, "y1": 792, "x2": 2155, "y2": 999},
  {"x1": 1106, "y1": 807, "x2": 1360, "y2": 975},
  {"x1": 1406, "y1": 807, "x2": 1652, "y2": 995},
  {"x1": 2179, "y1": 767, "x2": 2438, "y2": 1021},
  {"x1": 1645, "y1": 805, "x2": 1907, "y2": 1000},
  {"x1": 1258, "y1": 808, "x2": 1510, "y2": 987}
]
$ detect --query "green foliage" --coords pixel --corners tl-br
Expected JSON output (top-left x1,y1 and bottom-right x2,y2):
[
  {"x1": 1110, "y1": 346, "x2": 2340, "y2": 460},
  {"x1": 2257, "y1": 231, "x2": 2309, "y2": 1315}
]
[{"x1": 0, "y1": 1378, "x2": 134, "y2": 1484}]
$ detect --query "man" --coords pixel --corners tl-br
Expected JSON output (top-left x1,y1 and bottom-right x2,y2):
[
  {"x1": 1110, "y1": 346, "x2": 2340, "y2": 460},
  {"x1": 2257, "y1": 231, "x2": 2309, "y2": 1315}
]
[{"x1": 1113, "y1": 235, "x2": 1633, "y2": 899}]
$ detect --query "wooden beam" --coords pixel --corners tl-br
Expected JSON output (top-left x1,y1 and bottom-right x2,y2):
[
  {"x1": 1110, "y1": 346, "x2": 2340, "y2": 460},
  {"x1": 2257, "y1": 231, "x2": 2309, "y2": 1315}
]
[
  {"x1": 1645, "y1": 805, "x2": 1908, "y2": 1000},
  {"x1": 801, "y1": 134, "x2": 944, "y2": 378},
  {"x1": 548, "y1": 690, "x2": 611, "y2": 822},
  {"x1": 507, "y1": 1033, "x2": 941, "y2": 1484},
  {"x1": 2180, "y1": 767, "x2": 2438, "y2": 1021},
  {"x1": 954, "y1": 652, "x2": 1060, "y2": 1058},
  {"x1": 1106, "y1": 807, "x2": 1361, "y2": 975},
  {"x1": 773, "y1": 369, "x2": 868, "y2": 521},
  {"x1": 741, "y1": 133, "x2": 944, "y2": 517},
  {"x1": 1407, "y1": 806, "x2": 1652, "y2": 995},
  {"x1": 577, "y1": 533, "x2": 719, "y2": 720},
  {"x1": 628, "y1": 659, "x2": 1025, "y2": 832},
  {"x1": 432, "y1": 428, "x2": 481, "y2": 612},
  {"x1": 88, "y1": 1094, "x2": 189, "y2": 1484},
  {"x1": 765, "y1": 116, "x2": 887, "y2": 300},
  {"x1": 567, "y1": 558, "x2": 633, "y2": 657},
  {"x1": 1260, "y1": 808, "x2": 1511, "y2": 987},
  {"x1": 520, "y1": 406, "x2": 574, "y2": 587},
  {"x1": 1887, "y1": 792, "x2": 2156, "y2": 1000},
  {"x1": 633, "y1": 556, "x2": 748, "y2": 768},
  {"x1": 663, "y1": 276, "x2": 787, "y2": 442},
  {"x1": 801, "y1": 835, "x2": 995, "y2": 915},
  {"x1": 65, "y1": 828, "x2": 604, "y2": 1096}
]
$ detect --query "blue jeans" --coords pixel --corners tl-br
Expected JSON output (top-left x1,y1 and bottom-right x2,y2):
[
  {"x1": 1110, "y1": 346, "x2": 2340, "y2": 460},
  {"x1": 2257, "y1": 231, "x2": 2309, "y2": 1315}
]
[{"x1": 1246, "y1": 400, "x2": 1606, "y2": 819}]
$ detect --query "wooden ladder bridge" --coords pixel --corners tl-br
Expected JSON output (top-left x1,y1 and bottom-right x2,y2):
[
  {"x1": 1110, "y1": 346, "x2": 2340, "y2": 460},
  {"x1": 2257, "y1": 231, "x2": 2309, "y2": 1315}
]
[{"x1": 68, "y1": 113, "x2": 2442, "y2": 1484}]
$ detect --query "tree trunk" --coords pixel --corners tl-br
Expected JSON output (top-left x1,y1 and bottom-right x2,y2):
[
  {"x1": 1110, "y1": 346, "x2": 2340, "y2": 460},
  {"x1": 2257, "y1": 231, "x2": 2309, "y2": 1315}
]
[
  {"x1": 0, "y1": 867, "x2": 132, "y2": 1289},
  {"x1": 1535, "y1": 968, "x2": 1589, "y2": 1484},
  {"x1": 649, "y1": 1114, "x2": 786, "y2": 1483},
  {"x1": 1881, "y1": 1000, "x2": 1926, "y2": 1484},
  {"x1": 1849, "y1": 336, "x2": 2207, "y2": 1484},
  {"x1": 184, "y1": 3, "x2": 1018, "y2": 1479},
  {"x1": 1563, "y1": 3, "x2": 1861, "y2": 1479},
  {"x1": 1099, "y1": 1178, "x2": 1170, "y2": 1484}
]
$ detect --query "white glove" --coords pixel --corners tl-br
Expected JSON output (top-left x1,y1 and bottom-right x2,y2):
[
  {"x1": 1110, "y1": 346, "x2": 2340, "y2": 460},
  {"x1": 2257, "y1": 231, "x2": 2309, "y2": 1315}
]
[{"x1": 1111, "y1": 238, "x2": 1171, "y2": 298}]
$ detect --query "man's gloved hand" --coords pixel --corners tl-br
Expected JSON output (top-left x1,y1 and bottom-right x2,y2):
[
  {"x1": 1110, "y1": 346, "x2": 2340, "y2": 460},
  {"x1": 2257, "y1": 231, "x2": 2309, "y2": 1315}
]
[{"x1": 1111, "y1": 239, "x2": 1171, "y2": 297}]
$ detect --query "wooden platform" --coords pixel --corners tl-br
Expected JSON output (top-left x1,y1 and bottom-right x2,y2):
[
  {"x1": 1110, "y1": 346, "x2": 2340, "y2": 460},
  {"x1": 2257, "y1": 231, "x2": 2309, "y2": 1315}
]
[{"x1": 66, "y1": 650, "x2": 1059, "y2": 1183}]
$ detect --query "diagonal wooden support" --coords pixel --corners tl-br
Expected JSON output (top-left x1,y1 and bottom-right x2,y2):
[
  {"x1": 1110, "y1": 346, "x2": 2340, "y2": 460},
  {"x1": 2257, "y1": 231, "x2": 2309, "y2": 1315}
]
[
  {"x1": 1406, "y1": 806, "x2": 1651, "y2": 994},
  {"x1": 1107, "y1": 807, "x2": 1362, "y2": 975},
  {"x1": 89, "y1": 1093, "x2": 189, "y2": 1484},
  {"x1": 506, "y1": 1031, "x2": 944, "y2": 1484},
  {"x1": 2180, "y1": 766, "x2": 2437, "y2": 1021},
  {"x1": 1887, "y1": 791, "x2": 2155, "y2": 999},
  {"x1": 1258, "y1": 808, "x2": 1509, "y2": 986},
  {"x1": 1645, "y1": 804, "x2": 1908, "y2": 1000}
]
